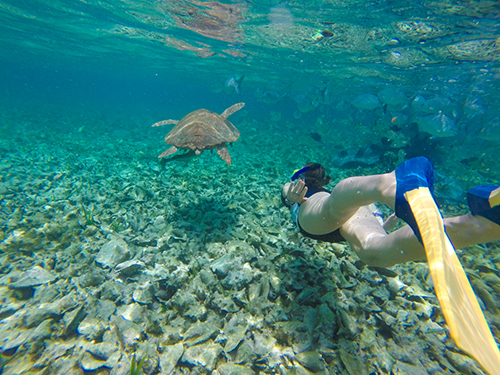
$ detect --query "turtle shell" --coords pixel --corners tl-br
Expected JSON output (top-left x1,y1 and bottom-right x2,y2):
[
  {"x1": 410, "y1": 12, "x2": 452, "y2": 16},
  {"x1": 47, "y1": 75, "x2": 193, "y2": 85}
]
[{"x1": 164, "y1": 109, "x2": 240, "y2": 151}]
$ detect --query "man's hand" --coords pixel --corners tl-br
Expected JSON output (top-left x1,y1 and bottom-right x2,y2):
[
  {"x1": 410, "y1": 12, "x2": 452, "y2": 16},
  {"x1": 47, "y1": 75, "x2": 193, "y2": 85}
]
[{"x1": 287, "y1": 180, "x2": 308, "y2": 204}]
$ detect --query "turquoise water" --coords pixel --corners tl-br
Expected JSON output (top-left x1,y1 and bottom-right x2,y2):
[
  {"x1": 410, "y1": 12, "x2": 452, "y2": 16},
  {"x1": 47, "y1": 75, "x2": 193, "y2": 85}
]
[{"x1": 1, "y1": 1, "x2": 500, "y2": 374}]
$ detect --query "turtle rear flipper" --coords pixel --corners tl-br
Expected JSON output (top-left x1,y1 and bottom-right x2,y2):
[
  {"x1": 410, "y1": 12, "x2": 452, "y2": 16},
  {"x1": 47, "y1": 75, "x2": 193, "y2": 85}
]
[
  {"x1": 158, "y1": 146, "x2": 178, "y2": 159},
  {"x1": 217, "y1": 144, "x2": 232, "y2": 165}
]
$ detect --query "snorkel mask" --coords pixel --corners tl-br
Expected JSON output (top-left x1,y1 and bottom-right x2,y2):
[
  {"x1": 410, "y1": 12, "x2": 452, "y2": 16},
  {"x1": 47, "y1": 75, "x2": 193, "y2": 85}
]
[
  {"x1": 291, "y1": 166, "x2": 310, "y2": 181},
  {"x1": 291, "y1": 164, "x2": 322, "y2": 181}
]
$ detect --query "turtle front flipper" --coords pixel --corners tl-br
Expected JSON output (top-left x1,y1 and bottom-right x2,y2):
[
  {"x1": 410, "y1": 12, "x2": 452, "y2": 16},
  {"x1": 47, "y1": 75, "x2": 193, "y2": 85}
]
[
  {"x1": 152, "y1": 120, "x2": 178, "y2": 127},
  {"x1": 158, "y1": 146, "x2": 178, "y2": 159},
  {"x1": 217, "y1": 144, "x2": 232, "y2": 165},
  {"x1": 220, "y1": 103, "x2": 245, "y2": 119}
]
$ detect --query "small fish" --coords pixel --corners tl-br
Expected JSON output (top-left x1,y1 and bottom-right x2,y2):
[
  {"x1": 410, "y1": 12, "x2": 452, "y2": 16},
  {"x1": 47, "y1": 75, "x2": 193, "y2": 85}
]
[
  {"x1": 255, "y1": 88, "x2": 288, "y2": 104},
  {"x1": 464, "y1": 96, "x2": 487, "y2": 120},
  {"x1": 224, "y1": 75, "x2": 245, "y2": 94},
  {"x1": 414, "y1": 113, "x2": 458, "y2": 138},
  {"x1": 308, "y1": 132, "x2": 322, "y2": 142},
  {"x1": 478, "y1": 116, "x2": 500, "y2": 141},
  {"x1": 378, "y1": 87, "x2": 407, "y2": 106},
  {"x1": 352, "y1": 93, "x2": 381, "y2": 110},
  {"x1": 210, "y1": 83, "x2": 224, "y2": 94}
]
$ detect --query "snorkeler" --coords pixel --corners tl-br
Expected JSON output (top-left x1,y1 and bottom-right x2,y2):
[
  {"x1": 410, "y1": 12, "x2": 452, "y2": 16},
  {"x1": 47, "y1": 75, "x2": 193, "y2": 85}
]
[{"x1": 281, "y1": 158, "x2": 500, "y2": 268}]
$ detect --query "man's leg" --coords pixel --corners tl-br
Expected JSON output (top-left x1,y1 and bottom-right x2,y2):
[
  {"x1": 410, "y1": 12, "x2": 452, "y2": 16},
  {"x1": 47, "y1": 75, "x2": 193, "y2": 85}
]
[
  {"x1": 298, "y1": 172, "x2": 397, "y2": 235},
  {"x1": 341, "y1": 208, "x2": 500, "y2": 268}
]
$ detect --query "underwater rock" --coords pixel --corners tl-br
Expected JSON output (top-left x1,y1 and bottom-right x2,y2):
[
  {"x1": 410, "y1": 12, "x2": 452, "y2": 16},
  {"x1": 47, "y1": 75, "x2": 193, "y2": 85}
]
[
  {"x1": 115, "y1": 259, "x2": 145, "y2": 277},
  {"x1": 352, "y1": 93, "x2": 381, "y2": 110},
  {"x1": 471, "y1": 278, "x2": 498, "y2": 313},
  {"x1": 337, "y1": 305, "x2": 362, "y2": 338},
  {"x1": 183, "y1": 301, "x2": 208, "y2": 321},
  {"x1": 418, "y1": 319, "x2": 445, "y2": 335},
  {"x1": 25, "y1": 305, "x2": 59, "y2": 328},
  {"x1": 218, "y1": 363, "x2": 255, "y2": 375},
  {"x1": 392, "y1": 360, "x2": 428, "y2": 375},
  {"x1": 235, "y1": 339, "x2": 258, "y2": 364},
  {"x1": 1, "y1": 328, "x2": 34, "y2": 353},
  {"x1": 183, "y1": 321, "x2": 219, "y2": 347},
  {"x1": 90, "y1": 298, "x2": 117, "y2": 322},
  {"x1": 226, "y1": 240, "x2": 258, "y2": 263},
  {"x1": 412, "y1": 301, "x2": 433, "y2": 319},
  {"x1": 210, "y1": 253, "x2": 240, "y2": 278},
  {"x1": 296, "y1": 286, "x2": 319, "y2": 305},
  {"x1": 24, "y1": 319, "x2": 53, "y2": 354},
  {"x1": 86, "y1": 342, "x2": 121, "y2": 368},
  {"x1": 118, "y1": 303, "x2": 145, "y2": 324},
  {"x1": 295, "y1": 350, "x2": 326, "y2": 373},
  {"x1": 9, "y1": 266, "x2": 57, "y2": 288},
  {"x1": 115, "y1": 319, "x2": 143, "y2": 348},
  {"x1": 221, "y1": 312, "x2": 250, "y2": 350},
  {"x1": 386, "y1": 277, "x2": 408, "y2": 297},
  {"x1": 446, "y1": 350, "x2": 484, "y2": 375},
  {"x1": 212, "y1": 294, "x2": 240, "y2": 314},
  {"x1": 95, "y1": 239, "x2": 131, "y2": 269},
  {"x1": 63, "y1": 305, "x2": 87, "y2": 336},
  {"x1": 318, "y1": 303, "x2": 337, "y2": 333},
  {"x1": 251, "y1": 331, "x2": 276, "y2": 358},
  {"x1": 339, "y1": 344, "x2": 369, "y2": 375},
  {"x1": 222, "y1": 262, "x2": 258, "y2": 290},
  {"x1": 171, "y1": 291, "x2": 197, "y2": 314},
  {"x1": 159, "y1": 343, "x2": 184, "y2": 375},
  {"x1": 78, "y1": 269, "x2": 105, "y2": 288},
  {"x1": 132, "y1": 281, "x2": 154, "y2": 305},
  {"x1": 0, "y1": 303, "x2": 22, "y2": 321},
  {"x1": 81, "y1": 351, "x2": 107, "y2": 371},
  {"x1": 181, "y1": 341, "x2": 223, "y2": 371},
  {"x1": 78, "y1": 317, "x2": 106, "y2": 341}
]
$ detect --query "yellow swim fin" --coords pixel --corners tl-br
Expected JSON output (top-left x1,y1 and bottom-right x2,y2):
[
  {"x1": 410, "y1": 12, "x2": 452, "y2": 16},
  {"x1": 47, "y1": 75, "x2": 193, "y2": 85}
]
[{"x1": 406, "y1": 187, "x2": 500, "y2": 375}]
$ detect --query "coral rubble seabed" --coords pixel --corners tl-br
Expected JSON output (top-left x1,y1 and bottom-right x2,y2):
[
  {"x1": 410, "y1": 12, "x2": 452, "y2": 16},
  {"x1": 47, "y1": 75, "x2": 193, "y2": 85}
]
[{"x1": 0, "y1": 109, "x2": 499, "y2": 375}]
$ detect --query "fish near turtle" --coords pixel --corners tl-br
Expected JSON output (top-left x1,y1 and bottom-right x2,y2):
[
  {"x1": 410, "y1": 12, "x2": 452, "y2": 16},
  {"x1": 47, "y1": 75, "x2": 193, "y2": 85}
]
[{"x1": 152, "y1": 103, "x2": 245, "y2": 165}]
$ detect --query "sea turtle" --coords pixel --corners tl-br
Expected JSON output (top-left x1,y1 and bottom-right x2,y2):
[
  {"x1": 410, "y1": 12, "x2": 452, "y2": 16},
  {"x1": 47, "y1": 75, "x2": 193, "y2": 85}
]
[{"x1": 152, "y1": 103, "x2": 245, "y2": 165}]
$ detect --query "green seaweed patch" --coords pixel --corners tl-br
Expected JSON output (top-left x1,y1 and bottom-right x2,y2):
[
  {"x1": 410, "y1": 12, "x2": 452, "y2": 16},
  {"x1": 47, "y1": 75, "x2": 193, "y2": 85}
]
[
  {"x1": 130, "y1": 353, "x2": 146, "y2": 375},
  {"x1": 110, "y1": 220, "x2": 125, "y2": 232},
  {"x1": 79, "y1": 204, "x2": 100, "y2": 228}
]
